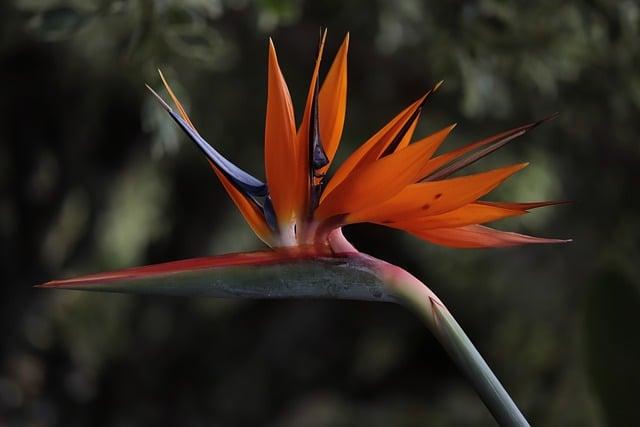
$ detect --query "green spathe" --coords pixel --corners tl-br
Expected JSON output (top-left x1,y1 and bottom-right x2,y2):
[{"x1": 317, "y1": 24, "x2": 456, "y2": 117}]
[{"x1": 40, "y1": 249, "x2": 529, "y2": 426}]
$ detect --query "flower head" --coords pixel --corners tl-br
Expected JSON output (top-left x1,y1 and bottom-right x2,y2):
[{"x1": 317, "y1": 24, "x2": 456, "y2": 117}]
[
  {"x1": 40, "y1": 33, "x2": 570, "y2": 424},
  {"x1": 148, "y1": 32, "x2": 567, "y2": 253}
]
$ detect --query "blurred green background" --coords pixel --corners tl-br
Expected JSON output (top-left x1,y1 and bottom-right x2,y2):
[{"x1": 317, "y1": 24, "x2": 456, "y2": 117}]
[{"x1": 1, "y1": 0, "x2": 639, "y2": 425}]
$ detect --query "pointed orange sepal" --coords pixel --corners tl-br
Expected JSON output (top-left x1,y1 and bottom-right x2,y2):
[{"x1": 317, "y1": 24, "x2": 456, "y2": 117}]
[
  {"x1": 208, "y1": 161, "x2": 273, "y2": 246},
  {"x1": 409, "y1": 224, "x2": 571, "y2": 248},
  {"x1": 264, "y1": 39, "x2": 298, "y2": 237},
  {"x1": 321, "y1": 93, "x2": 430, "y2": 199},
  {"x1": 390, "y1": 202, "x2": 524, "y2": 230},
  {"x1": 345, "y1": 163, "x2": 528, "y2": 224},
  {"x1": 403, "y1": 123, "x2": 456, "y2": 171},
  {"x1": 315, "y1": 126, "x2": 458, "y2": 221},
  {"x1": 318, "y1": 33, "x2": 349, "y2": 175},
  {"x1": 393, "y1": 114, "x2": 420, "y2": 153},
  {"x1": 158, "y1": 69, "x2": 194, "y2": 128}
]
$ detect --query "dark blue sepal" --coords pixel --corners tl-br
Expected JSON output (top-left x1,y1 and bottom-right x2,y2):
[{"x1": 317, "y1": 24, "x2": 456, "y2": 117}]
[
  {"x1": 262, "y1": 195, "x2": 279, "y2": 233},
  {"x1": 148, "y1": 86, "x2": 268, "y2": 197},
  {"x1": 309, "y1": 56, "x2": 329, "y2": 171},
  {"x1": 308, "y1": 68, "x2": 328, "y2": 215}
]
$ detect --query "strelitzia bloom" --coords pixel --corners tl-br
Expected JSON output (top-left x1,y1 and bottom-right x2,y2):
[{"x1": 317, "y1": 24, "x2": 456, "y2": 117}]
[{"x1": 40, "y1": 32, "x2": 568, "y2": 426}]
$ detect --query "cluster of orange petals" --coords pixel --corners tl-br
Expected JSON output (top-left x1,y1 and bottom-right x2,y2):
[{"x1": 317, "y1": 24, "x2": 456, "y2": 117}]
[{"x1": 156, "y1": 32, "x2": 568, "y2": 250}]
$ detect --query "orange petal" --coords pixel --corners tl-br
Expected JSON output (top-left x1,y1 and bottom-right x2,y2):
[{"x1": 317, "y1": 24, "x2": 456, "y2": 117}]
[
  {"x1": 393, "y1": 113, "x2": 420, "y2": 153},
  {"x1": 322, "y1": 94, "x2": 427, "y2": 199},
  {"x1": 315, "y1": 128, "x2": 456, "y2": 221},
  {"x1": 345, "y1": 163, "x2": 528, "y2": 224},
  {"x1": 264, "y1": 39, "x2": 298, "y2": 232},
  {"x1": 210, "y1": 161, "x2": 273, "y2": 246},
  {"x1": 390, "y1": 202, "x2": 524, "y2": 230},
  {"x1": 399, "y1": 123, "x2": 455, "y2": 166},
  {"x1": 409, "y1": 224, "x2": 571, "y2": 248},
  {"x1": 318, "y1": 33, "x2": 349, "y2": 174},
  {"x1": 297, "y1": 31, "x2": 327, "y2": 220}
]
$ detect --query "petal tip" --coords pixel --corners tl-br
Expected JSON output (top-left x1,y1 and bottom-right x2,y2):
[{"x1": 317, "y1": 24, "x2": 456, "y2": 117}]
[
  {"x1": 530, "y1": 112, "x2": 560, "y2": 130},
  {"x1": 35, "y1": 280, "x2": 72, "y2": 289},
  {"x1": 418, "y1": 80, "x2": 444, "y2": 108},
  {"x1": 145, "y1": 84, "x2": 171, "y2": 111},
  {"x1": 542, "y1": 237, "x2": 573, "y2": 245}
]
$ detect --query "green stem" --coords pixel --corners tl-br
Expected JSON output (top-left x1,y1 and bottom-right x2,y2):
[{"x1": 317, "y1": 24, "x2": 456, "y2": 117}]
[{"x1": 378, "y1": 261, "x2": 530, "y2": 426}]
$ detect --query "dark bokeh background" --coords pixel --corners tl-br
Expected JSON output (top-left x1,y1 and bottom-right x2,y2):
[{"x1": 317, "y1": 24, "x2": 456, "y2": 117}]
[{"x1": 2, "y1": 1, "x2": 639, "y2": 426}]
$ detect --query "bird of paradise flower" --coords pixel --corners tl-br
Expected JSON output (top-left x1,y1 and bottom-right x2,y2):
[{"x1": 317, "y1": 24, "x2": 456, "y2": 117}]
[{"x1": 40, "y1": 32, "x2": 568, "y2": 425}]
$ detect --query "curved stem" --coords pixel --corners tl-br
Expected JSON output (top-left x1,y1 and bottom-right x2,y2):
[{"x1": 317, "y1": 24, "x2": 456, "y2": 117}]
[{"x1": 377, "y1": 262, "x2": 530, "y2": 426}]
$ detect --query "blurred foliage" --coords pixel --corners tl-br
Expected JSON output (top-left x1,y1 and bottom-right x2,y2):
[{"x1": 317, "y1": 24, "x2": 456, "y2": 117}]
[
  {"x1": 584, "y1": 272, "x2": 640, "y2": 427},
  {"x1": 1, "y1": 0, "x2": 639, "y2": 425}
]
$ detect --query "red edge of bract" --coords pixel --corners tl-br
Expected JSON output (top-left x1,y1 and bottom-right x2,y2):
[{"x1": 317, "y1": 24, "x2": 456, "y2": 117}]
[{"x1": 37, "y1": 248, "x2": 352, "y2": 289}]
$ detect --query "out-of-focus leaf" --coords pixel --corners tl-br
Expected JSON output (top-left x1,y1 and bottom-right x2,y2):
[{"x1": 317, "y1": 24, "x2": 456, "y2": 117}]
[
  {"x1": 14, "y1": 0, "x2": 59, "y2": 11},
  {"x1": 182, "y1": 0, "x2": 223, "y2": 19},
  {"x1": 26, "y1": 6, "x2": 90, "y2": 42},
  {"x1": 584, "y1": 271, "x2": 640, "y2": 426},
  {"x1": 164, "y1": 24, "x2": 236, "y2": 68},
  {"x1": 256, "y1": 0, "x2": 302, "y2": 31}
]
